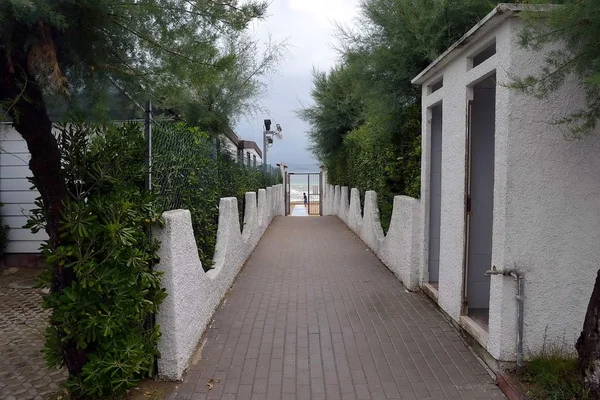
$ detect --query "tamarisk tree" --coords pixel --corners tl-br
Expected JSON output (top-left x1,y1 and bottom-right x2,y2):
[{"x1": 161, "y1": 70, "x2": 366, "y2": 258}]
[{"x1": 0, "y1": 0, "x2": 274, "y2": 391}]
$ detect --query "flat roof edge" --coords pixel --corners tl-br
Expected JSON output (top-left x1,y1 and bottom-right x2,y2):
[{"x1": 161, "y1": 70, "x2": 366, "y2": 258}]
[
  {"x1": 240, "y1": 140, "x2": 263, "y2": 158},
  {"x1": 411, "y1": 3, "x2": 528, "y2": 86}
]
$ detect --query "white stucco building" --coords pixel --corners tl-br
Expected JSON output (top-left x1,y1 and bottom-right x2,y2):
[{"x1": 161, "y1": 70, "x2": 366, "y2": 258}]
[
  {"x1": 413, "y1": 3, "x2": 600, "y2": 363},
  {"x1": 325, "y1": 3, "x2": 600, "y2": 369}
]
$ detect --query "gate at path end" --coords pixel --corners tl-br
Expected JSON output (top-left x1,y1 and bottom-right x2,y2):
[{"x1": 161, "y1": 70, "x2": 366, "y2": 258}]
[{"x1": 285, "y1": 172, "x2": 322, "y2": 216}]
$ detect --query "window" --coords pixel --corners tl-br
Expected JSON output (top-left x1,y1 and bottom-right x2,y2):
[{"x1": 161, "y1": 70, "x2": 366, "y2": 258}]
[
  {"x1": 253, "y1": 155, "x2": 257, "y2": 167},
  {"x1": 247, "y1": 152, "x2": 251, "y2": 166},
  {"x1": 469, "y1": 40, "x2": 496, "y2": 69},
  {"x1": 428, "y1": 78, "x2": 443, "y2": 95}
]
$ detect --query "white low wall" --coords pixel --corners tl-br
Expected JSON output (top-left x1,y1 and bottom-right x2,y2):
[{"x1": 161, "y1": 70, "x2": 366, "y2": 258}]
[
  {"x1": 154, "y1": 184, "x2": 284, "y2": 380},
  {"x1": 323, "y1": 184, "x2": 422, "y2": 291}
]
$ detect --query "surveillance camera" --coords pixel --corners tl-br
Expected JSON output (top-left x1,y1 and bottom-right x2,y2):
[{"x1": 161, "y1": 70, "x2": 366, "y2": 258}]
[
  {"x1": 264, "y1": 119, "x2": 272, "y2": 131},
  {"x1": 276, "y1": 124, "x2": 282, "y2": 132}
]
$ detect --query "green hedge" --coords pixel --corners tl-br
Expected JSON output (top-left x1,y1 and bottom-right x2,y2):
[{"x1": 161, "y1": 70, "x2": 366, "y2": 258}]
[
  {"x1": 152, "y1": 122, "x2": 281, "y2": 270},
  {"x1": 326, "y1": 116, "x2": 421, "y2": 232},
  {"x1": 30, "y1": 122, "x2": 165, "y2": 398}
]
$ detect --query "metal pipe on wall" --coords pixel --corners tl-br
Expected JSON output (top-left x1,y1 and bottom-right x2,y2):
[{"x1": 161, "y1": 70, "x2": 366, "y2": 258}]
[
  {"x1": 516, "y1": 275, "x2": 525, "y2": 368},
  {"x1": 485, "y1": 266, "x2": 525, "y2": 368}
]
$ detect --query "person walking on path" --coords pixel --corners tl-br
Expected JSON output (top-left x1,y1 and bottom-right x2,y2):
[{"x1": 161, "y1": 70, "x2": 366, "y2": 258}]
[{"x1": 303, "y1": 192, "x2": 308, "y2": 207}]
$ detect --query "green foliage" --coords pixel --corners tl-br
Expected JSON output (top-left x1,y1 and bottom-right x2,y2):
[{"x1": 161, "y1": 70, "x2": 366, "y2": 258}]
[
  {"x1": 326, "y1": 116, "x2": 419, "y2": 232},
  {"x1": 521, "y1": 344, "x2": 589, "y2": 400},
  {"x1": 30, "y1": 122, "x2": 166, "y2": 398},
  {"x1": 298, "y1": 65, "x2": 365, "y2": 161},
  {"x1": 152, "y1": 122, "x2": 281, "y2": 270},
  {"x1": 0, "y1": 0, "x2": 282, "y2": 129},
  {"x1": 301, "y1": 0, "x2": 493, "y2": 220},
  {"x1": 0, "y1": 202, "x2": 8, "y2": 257},
  {"x1": 176, "y1": 34, "x2": 286, "y2": 135},
  {"x1": 513, "y1": 0, "x2": 600, "y2": 137}
]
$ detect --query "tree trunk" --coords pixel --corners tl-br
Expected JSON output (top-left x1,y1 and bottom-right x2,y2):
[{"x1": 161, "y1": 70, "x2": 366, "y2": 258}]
[
  {"x1": 0, "y1": 40, "x2": 87, "y2": 376},
  {"x1": 577, "y1": 269, "x2": 600, "y2": 399}
]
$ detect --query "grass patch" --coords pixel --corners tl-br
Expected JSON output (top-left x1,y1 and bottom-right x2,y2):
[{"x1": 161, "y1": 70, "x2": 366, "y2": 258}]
[{"x1": 520, "y1": 344, "x2": 589, "y2": 400}]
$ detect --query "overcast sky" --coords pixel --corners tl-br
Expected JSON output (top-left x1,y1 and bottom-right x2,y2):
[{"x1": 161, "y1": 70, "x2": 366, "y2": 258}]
[{"x1": 234, "y1": 0, "x2": 361, "y2": 173}]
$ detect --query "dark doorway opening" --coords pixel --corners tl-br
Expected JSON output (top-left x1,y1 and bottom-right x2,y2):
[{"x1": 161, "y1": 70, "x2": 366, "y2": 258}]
[
  {"x1": 428, "y1": 103, "x2": 443, "y2": 289},
  {"x1": 464, "y1": 74, "x2": 496, "y2": 331}
]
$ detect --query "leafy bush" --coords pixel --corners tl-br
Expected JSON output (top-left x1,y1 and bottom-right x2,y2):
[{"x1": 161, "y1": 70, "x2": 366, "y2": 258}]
[
  {"x1": 152, "y1": 123, "x2": 220, "y2": 269},
  {"x1": 30, "y1": 122, "x2": 166, "y2": 398},
  {"x1": 327, "y1": 115, "x2": 421, "y2": 233},
  {"x1": 152, "y1": 122, "x2": 280, "y2": 270},
  {"x1": 0, "y1": 202, "x2": 8, "y2": 257}
]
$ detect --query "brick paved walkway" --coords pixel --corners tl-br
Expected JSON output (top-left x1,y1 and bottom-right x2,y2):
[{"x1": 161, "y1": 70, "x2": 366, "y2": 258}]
[
  {"x1": 0, "y1": 268, "x2": 66, "y2": 400},
  {"x1": 171, "y1": 217, "x2": 504, "y2": 400}
]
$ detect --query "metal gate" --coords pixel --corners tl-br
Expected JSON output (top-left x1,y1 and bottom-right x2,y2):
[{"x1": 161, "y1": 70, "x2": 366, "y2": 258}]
[{"x1": 285, "y1": 172, "x2": 322, "y2": 216}]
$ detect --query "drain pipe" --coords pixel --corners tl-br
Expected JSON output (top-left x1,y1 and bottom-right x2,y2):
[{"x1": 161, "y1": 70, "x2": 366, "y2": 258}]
[
  {"x1": 485, "y1": 266, "x2": 525, "y2": 368},
  {"x1": 516, "y1": 274, "x2": 525, "y2": 368}
]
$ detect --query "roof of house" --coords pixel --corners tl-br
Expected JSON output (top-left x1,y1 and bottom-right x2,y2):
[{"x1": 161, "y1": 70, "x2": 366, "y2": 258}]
[
  {"x1": 411, "y1": 3, "x2": 551, "y2": 85},
  {"x1": 221, "y1": 127, "x2": 240, "y2": 145},
  {"x1": 239, "y1": 140, "x2": 262, "y2": 158}
]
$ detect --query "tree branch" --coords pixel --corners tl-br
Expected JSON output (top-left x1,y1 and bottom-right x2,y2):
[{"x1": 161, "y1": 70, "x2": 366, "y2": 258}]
[
  {"x1": 109, "y1": 2, "x2": 242, "y2": 32},
  {"x1": 109, "y1": 18, "x2": 218, "y2": 67}
]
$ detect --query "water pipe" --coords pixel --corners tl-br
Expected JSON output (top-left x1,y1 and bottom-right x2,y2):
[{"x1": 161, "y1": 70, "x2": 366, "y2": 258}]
[{"x1": 485, "y1": 266, "x2": 525, "y2": 368}]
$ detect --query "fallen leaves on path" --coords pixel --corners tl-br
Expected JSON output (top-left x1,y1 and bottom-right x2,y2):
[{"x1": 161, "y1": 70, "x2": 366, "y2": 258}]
[{"x1": 207, "y1": 378, "x2": 221, "y2": 390}]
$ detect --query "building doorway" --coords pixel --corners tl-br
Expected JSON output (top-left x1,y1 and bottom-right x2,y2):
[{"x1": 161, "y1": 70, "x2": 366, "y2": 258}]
[
  {"x1": 463, "y1": 74, "x2": 496, "y2": 331},
  {"x1": 286, "y1": 172, "x2": 322, "y2": 216},
  {"x1": 428, "y1": 103, "x2": 443, "y2": 289}
]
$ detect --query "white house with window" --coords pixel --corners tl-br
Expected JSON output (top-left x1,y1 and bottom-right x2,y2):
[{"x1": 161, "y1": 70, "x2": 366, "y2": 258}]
[
  {"x1": 238, "y1": 140, "x2": 262, "y2": 167},
  {"x1": 219, "y1": 130, "x2": 262, "y2": 168},
  {"x1": 0, "y1": 124, "x2": 48, "y2": 268}
]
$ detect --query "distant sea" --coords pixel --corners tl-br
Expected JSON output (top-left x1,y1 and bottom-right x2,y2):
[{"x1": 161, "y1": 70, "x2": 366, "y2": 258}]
[{"x1": 288, "y1": 174, "x2": 320, "y2": 202}]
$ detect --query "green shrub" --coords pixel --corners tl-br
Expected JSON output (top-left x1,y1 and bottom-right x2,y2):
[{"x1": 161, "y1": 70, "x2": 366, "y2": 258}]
[
  {"x1": 152, "y1": 123, "x2": 220, "y2": 269},
  {"x1": 152, "y1": 122, "x2": 281, "y2": 270},
  {"x1": 29, "y1": 122, "x2": 166, "y2": 398},
  {"x1": 0, "y1": 202, "x2": 8, "y2": 257},
  {"x1": 325, "y1": 111, "x2": 422, "y2": 233}
]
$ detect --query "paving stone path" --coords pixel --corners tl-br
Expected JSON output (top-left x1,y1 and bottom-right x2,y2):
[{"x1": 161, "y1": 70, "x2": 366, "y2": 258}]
[
  {"x1": 0, "y1": 268, "x2": 66, "y2": 400},
  {"x1": 169, "y1": 217, "x2": 505, "y2": 400}
]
